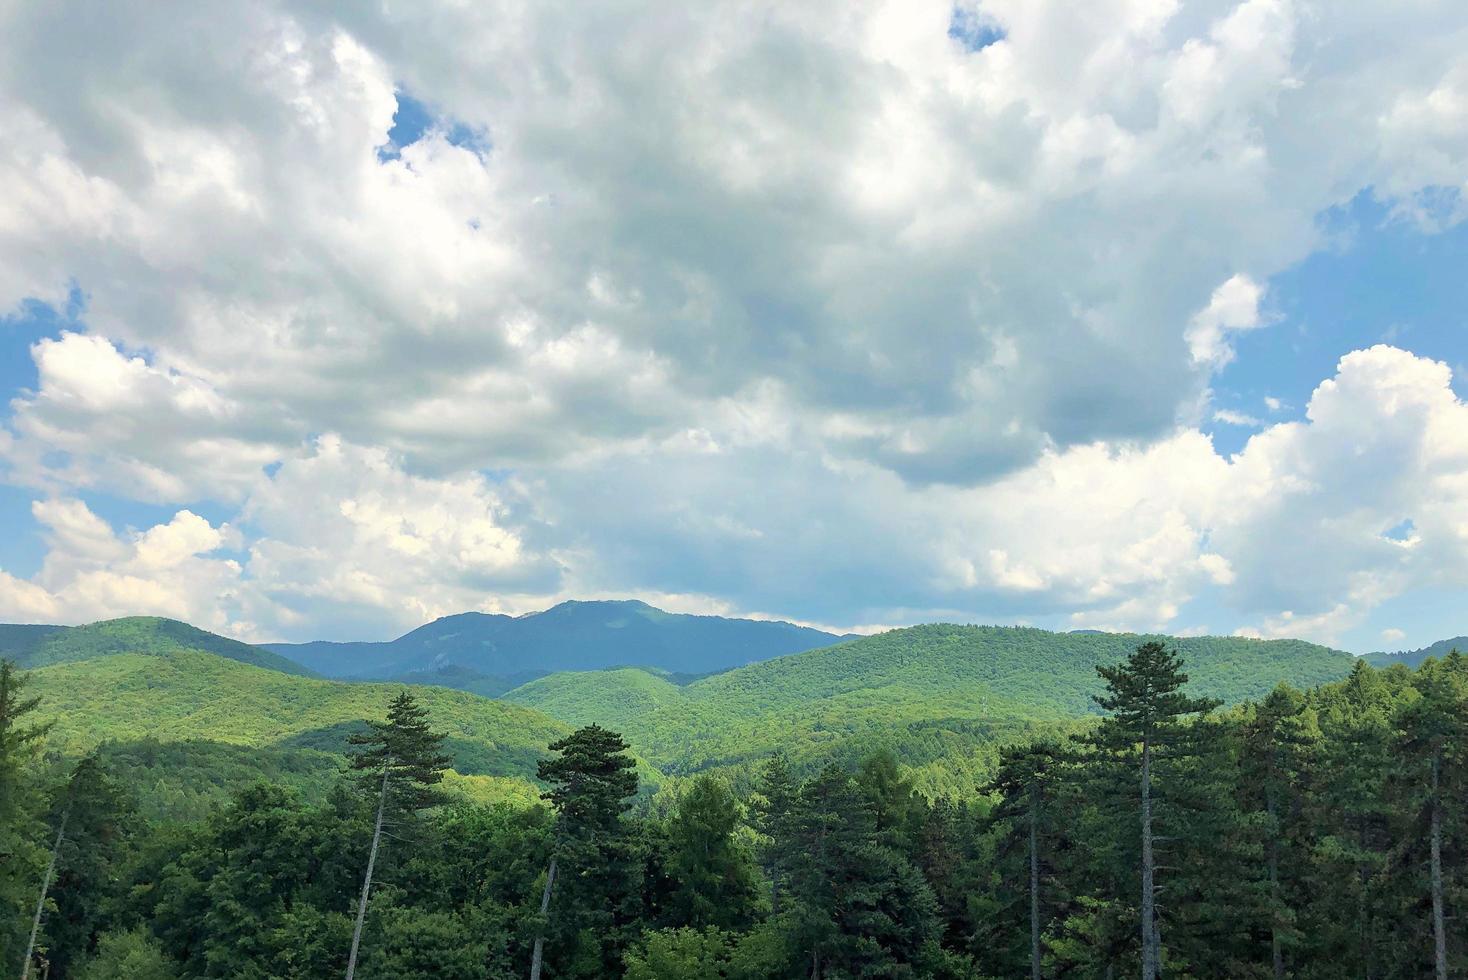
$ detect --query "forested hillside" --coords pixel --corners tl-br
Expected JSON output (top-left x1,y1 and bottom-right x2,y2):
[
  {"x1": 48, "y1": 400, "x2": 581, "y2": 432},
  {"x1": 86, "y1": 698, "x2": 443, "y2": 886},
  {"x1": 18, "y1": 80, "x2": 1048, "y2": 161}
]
[
  {"x1": 0, "y1": 616, "x2": 316, "y2": 676},
  {"x1": 27, "y1": 650, "x2": 569, "y2": 781},
  {"x1": 2, "y1": 644, "x2": 1461, "y2": 978},
  {"x1": 264, "y1": 599, "x2": 841, "y2": 679},
  {"x1": 502, "y1": 625, "x2": 1357, "y2": 790}
]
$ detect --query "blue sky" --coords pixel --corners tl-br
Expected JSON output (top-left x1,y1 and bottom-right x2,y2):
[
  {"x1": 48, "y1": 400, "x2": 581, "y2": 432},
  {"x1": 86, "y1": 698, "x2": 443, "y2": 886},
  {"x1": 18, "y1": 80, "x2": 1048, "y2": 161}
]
[
  {"x1": 1, "y1": 0, "x2": 1466, "y2": 649},
  {"x1": 1205, "y1": 193, "x2": 1468, "y2": 458}
]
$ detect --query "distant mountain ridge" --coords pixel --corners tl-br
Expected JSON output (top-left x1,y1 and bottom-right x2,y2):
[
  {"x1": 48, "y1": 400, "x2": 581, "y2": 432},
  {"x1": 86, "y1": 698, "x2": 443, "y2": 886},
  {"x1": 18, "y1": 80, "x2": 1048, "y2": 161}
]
[
  {"x1": 1365, "y1": 636, "x2": 1466, "y2": 669},
  {"x1": 263, "y1": 599, "x2": 843, "y2": 679}
]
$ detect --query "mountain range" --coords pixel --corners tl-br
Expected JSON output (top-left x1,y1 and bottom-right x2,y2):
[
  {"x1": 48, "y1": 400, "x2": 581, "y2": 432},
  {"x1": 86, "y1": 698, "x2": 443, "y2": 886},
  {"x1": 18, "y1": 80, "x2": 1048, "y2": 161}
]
[
  {"x1": 1365, "y1": 635, "x2": 1467, "y2": 668},
  {"x1": 3, "y1": 605, "x2": 1462, "y2": 811},
  {"x1": 263, "y1": 599, "x2": 844, "y2": 682}
]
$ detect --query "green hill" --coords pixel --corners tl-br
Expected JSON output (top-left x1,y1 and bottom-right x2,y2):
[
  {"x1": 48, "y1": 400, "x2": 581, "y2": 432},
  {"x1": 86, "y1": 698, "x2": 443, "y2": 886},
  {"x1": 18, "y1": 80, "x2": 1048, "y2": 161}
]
[
  {"x1": 502, "y1": 625, "x2": 1357, "y2": 784},
  {"x1": 27, "y1": 649, "x2": 570, "y2": 782},
  {"x1": 506, "y1": 666, "x2": 689, "y2": 726},
  {"x1": 3, "y1": 616, "x2": 316, "y2": 676}
]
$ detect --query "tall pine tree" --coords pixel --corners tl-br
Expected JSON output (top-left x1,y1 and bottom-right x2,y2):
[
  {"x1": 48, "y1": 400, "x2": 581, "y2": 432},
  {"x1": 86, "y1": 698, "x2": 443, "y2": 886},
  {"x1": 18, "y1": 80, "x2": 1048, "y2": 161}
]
[
  {"x1": 344, "y1": 691, "x2": 450, "y2": 980},
  {"x1": 1092, "y1": 641, "x2": 1220, "y2": 980},
  {"x1": 531, "y1": 724, "x2": 641, "y2": 980}
]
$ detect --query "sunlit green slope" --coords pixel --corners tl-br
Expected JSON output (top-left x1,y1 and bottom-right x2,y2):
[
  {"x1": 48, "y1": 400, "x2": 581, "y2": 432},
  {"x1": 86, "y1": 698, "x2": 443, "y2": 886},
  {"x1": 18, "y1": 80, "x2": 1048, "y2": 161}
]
[
  {"x1": 28, "y1": 650, "x2": 570, "y2": 782},
  {"x1": 3, "y1": 616, "x2": 316, "y2": 676},
  {"x1": 502, "y1": 625, "x2": 1357, "y2": 778}
]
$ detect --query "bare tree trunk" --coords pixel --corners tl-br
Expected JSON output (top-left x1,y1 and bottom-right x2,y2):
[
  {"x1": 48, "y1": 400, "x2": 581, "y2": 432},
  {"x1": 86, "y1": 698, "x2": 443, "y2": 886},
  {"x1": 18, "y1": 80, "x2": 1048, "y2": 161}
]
[
  {"x1": 1030, "y1": 796, "x2": 1042, "y2": 980},
  {"x1": 529, "y1": 856, "x2": 557, "y2": 980},
  {"x1": 1141, "y1": 736, "x2": 1159, "y2": 980},
  {"x1": 1268, "y1": 792, "x2": 1283, "y2": 980},
  {"x1": 1430, "y1": 754, "x2": 1446, "y2": 980},
  {"x1": 20, "y1": 805, "x2": 69, "y2": 980},
  {"x1": 346, "y1": 761, "x2": 390, "y2": 980}
]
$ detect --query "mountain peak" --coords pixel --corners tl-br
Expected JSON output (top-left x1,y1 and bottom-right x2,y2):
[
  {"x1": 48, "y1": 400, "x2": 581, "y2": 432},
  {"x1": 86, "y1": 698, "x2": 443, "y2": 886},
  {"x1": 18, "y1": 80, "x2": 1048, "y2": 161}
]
[{"x1": 267, "y1": 599, "x2": 840, "y2": 678}]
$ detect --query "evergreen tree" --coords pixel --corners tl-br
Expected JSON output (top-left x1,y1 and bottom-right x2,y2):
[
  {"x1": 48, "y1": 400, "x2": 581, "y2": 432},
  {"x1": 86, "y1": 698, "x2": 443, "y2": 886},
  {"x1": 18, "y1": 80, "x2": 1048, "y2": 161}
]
[
  {"x1": 345, "y1": 692, "x2": 451, "y2": 980},
  {"x1": 783, "y1": 763, "x2": 940, "y2": 978},
  {"x1": 665, "y1": 775, "x2": 759, "y2": 931},
  {"x1": 1301, "y1": 659, "x2": 1400, "y2": 977},
  {"x1": 348, "y1": 691, "x2": 453, "y2": 819},
  {"x1": 751, "y1": 752, "x2": 799, "y2": 914},
  {"x1": 1238, "y1": 685, "x2": 1316, "y2": 978},
  {"x1": 1395, "y1": 656, "x2": 1466, "y2": 980},
  {"x1": 1092, "y1": 641, "x2": 1220, "y2": 980},
  {"x1": 531, "y1": 724, "x2": 641, "y2": 980},
  {"x1": 985, "y1": 738, "x2": 1064, "y2": 979},
  {"x1": 21, "y1": 754, "x2": 138, "y2": 979}
]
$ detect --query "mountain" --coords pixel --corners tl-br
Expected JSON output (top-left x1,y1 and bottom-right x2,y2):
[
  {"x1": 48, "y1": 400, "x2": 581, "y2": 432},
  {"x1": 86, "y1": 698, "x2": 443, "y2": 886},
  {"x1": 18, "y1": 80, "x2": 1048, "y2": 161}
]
[
  {"x1": 1, "y1": 616, "x2": 316, "y2": 676},
  {"x1": 1365, "y1": 636, "x2": 1466, "y2": 669},
  {"x1": 264, "y1": 599, "x2": 841, "y2": 679},
  {"x1": 1, "y1": 615, "x2": 578, "y2": 818},
  {"x1": 501, "y1": 624, "x2": 1358, "y2": 790}
]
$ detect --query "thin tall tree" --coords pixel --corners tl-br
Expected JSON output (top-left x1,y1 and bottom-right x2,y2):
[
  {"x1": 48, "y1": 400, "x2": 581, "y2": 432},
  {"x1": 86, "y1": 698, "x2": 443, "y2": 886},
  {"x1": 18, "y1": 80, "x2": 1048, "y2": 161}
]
[
  {"x1": 988, "y1": 739, "x2": 1064, "y2": 980},
  {"x1": 343, "y1": 692, "x2": 450, "y2": 980},
  {"x1": 529, "y1": 725, "x2": 639, "y2": 980},
  {"x1": 1093, "y1": 642, "x2": 1219, "y2": 980}
]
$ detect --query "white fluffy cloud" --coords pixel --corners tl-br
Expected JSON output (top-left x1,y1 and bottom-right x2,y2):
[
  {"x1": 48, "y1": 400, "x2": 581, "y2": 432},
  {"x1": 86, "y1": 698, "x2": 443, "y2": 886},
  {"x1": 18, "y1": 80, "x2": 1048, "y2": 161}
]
[
  {"x1": 3, "y1": 0, "x2": 1466, "y2": 486},
  {"x1": 0, "y1": 347, "x2": 1464, "y2": 644},
  {"x1": 0, "y1": 1, "x2": 1466, "y2": 643},
  {"x1": 0, "y1": 498, "x2": 250, "y2": 636}
]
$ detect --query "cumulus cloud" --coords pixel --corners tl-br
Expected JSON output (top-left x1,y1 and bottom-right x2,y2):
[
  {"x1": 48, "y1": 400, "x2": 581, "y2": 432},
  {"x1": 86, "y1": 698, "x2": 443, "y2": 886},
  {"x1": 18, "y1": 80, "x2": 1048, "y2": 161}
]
[
  {"x1": 2, "y1": 0, "x2": 1467, "y2": 490},
  {"x1": 0, "y1": 347, "x2": 1464, "y2": 645},
  {"x1": 0, "y1": 498, "x2": 251, "y2": 636},
  {"x1": 0, "y1": 2, "x2": 1466, "y2": 643},
  {"x1": 1188, "y1": 275, "x2": 1266, "y2": 370}
]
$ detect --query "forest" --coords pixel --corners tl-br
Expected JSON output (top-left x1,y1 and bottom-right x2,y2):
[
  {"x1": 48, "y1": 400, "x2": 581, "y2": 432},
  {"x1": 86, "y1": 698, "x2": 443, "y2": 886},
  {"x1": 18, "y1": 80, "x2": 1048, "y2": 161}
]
[{"x1": 0, "y1": 644, "x2": 1463, "y2": 979}]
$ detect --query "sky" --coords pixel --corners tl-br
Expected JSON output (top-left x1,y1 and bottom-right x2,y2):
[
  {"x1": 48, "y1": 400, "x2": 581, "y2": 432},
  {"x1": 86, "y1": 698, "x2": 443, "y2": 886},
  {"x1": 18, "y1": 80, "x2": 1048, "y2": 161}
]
[{"x1": 0, "y1": 0, "x2": 1466, "y2": 652}]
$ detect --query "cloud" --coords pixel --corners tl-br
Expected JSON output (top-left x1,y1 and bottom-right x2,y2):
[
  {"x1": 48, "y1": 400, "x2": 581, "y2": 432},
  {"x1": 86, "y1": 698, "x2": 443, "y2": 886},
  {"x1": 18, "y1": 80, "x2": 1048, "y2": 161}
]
[
  {"x1": 0, "y1": 498, "x2": 251, "y2": 636},
  {"x1": 0, "y1": 347, "x2": 1464, "y2": 647},
  {"x1": 242, "y1": 436, "x2": 559, "y2": 637},
  {"x1": 3, "y1": 0, "x2": 1467, "y2": 491},
  {"x1": 1213, "y1": 408, "x2": 1263, "y2": 427},
  {"x1": 0, "y1": 3, "x2": 1467, "y2": 643},
  {"x1": 1188, "y1": 274, "x2": 1267, "y2": 370}
]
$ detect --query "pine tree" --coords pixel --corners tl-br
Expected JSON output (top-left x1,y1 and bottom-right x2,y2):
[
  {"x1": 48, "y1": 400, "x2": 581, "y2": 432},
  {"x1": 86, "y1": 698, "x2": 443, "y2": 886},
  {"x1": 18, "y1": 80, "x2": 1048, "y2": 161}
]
[
  {"x1": 344, "y1": 691, "x2": 450, "y2": 980},
  {"x1": 1303, "y1": 659, "x2": 1399, "y2": 976},
  {"x1": 784, "y1": 763, "x2": 939, "y2": 978},
  {"x1": 986, "y1": 739, "x2": 1064, "y2": 980},
  {"x1": 752, "y1": 752, "x2": 799, "y2": 914},
  {"x1": 665, "y1": 774, "x2": 759, "y2": 931},
  {"x1": 1092, "y1": 641, "x2": 1220, "y2": 980},
  {"x1": 530, "y1": 724, "x2": 640, "y2": 980},
  {"x1": 1238, "y1": 685, "x2": 1315, "y2": 978},
  {"x1": 21, "y1": 754, "x2": 137, "y2": 979},
  {"x1": 1395, "y1": 656, "x2": 1466, "y2": 980}
]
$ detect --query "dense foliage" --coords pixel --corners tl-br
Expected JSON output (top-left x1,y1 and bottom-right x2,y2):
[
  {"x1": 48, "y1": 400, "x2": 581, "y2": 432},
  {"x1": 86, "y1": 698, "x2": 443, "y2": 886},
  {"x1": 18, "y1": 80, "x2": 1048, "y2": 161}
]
[
  {"x1": 25, "y1": 649, "x2": 569, "y2": 781},
  {"x1": 2, "y1": 641, "x2": 1462, "y2": 978},
  {"x1": 503, "y1": 625, "x2": 1355, "y2": 792}
]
